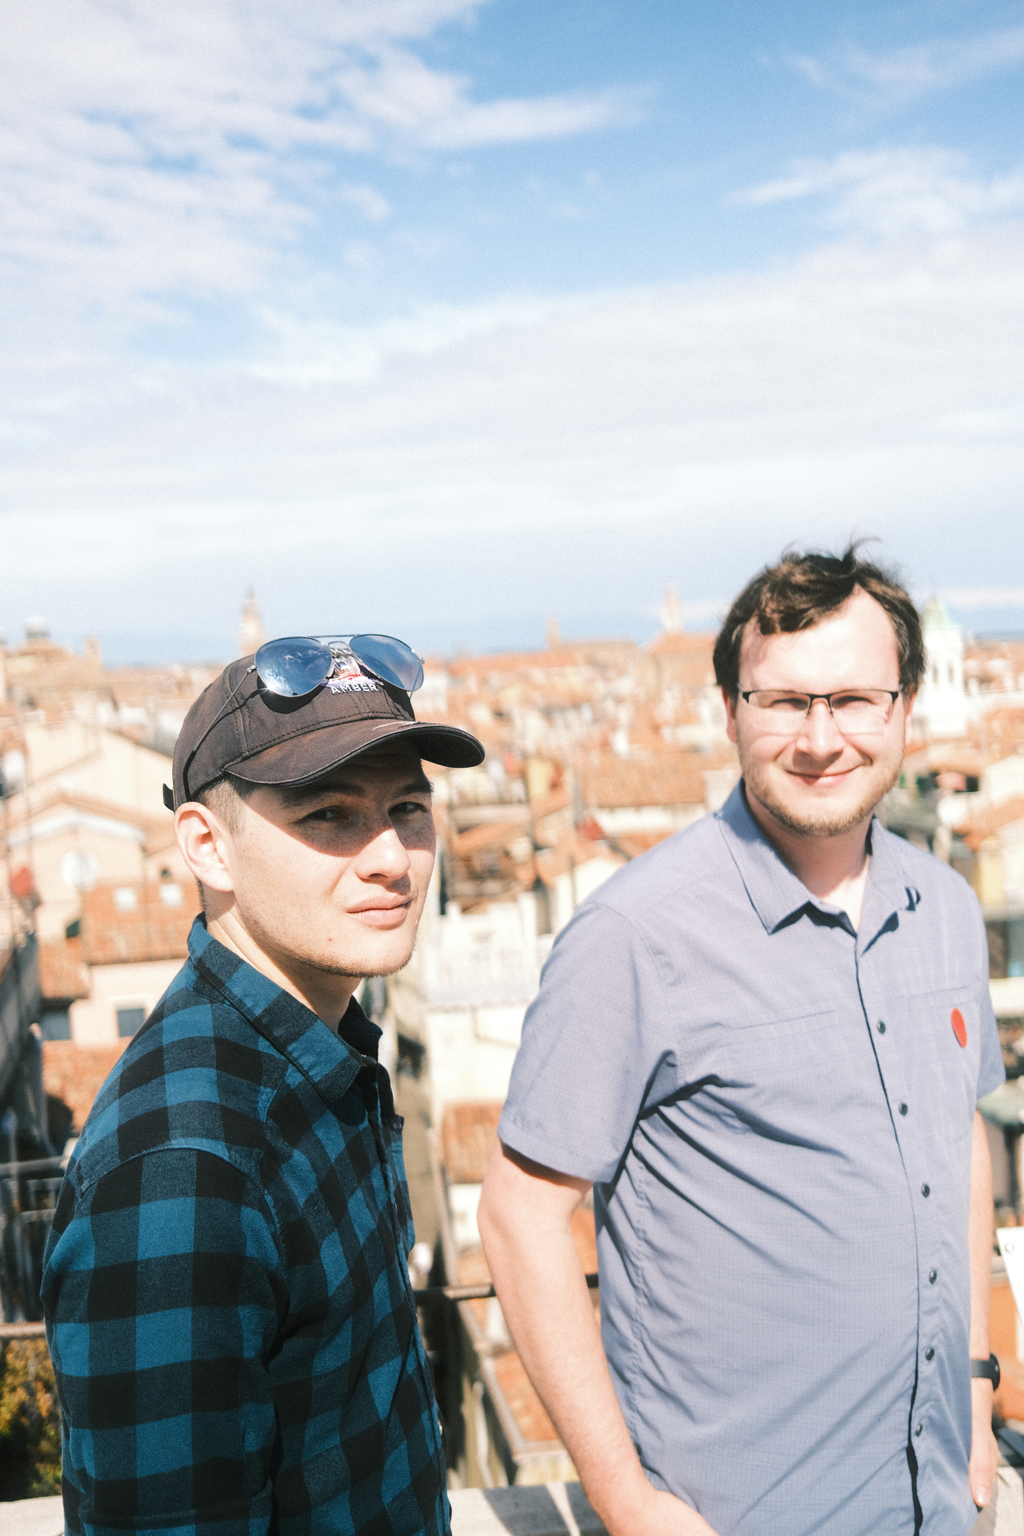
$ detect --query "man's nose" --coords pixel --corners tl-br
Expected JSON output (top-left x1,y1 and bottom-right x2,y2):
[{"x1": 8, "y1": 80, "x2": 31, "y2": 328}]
[
  {"x1": 795, "y1": 696, "x2": 845, "y2": 754},
  {"x1": 355, "y1": 823, "x2": 412, "y2": 880}
]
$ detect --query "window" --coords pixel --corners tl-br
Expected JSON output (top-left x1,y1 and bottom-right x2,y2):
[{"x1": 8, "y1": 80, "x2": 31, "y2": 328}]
[
  {"x1": 117, "y1": 1006, "x2": 145, "y2": 1037},
  {"x1": 159, "y1": 882, "x2": 184, "y2": 907},
  {"x1": 114, "y1": 887, "x2": 138, "y2": 912},
  {"x1": 39, "y1": 1009, "x2": 71, "y2": 1041}
]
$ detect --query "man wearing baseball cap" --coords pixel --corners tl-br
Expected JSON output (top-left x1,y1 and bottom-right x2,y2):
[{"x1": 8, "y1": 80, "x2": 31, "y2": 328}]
[{"x1": 42, "y1": 634, "x2": 484, "y2": 1536}]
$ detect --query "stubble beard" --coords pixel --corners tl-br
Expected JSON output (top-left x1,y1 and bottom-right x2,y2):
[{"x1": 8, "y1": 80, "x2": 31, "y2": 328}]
[
  {"x1": 744, "y1": 753, "x2": 904, "y2": 840},
  {"x1": 240, "y1": 905, "x2": 420, "y2": 985},
  {"x1": 282, "y1": 929, "x2": 419, "y2": 982},
  {"x1": 299, "y1": 953, "x2": 411, "y2": 980}
]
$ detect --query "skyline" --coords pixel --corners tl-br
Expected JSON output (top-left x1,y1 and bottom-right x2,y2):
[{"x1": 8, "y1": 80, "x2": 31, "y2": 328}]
[{"x1": 2, "y1": 1, "x2": 1023, "y2": 661}]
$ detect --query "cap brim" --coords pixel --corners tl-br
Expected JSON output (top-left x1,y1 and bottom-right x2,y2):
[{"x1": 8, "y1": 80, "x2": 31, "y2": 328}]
[{"x1": 225, "y1": 717, "x2": 485, "y2": 786}]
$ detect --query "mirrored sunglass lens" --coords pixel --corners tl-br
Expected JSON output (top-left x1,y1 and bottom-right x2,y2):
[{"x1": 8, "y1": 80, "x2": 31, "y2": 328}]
[
  {"x1": 350, "y1": 634, "x2": 424, "y2": 693},
  {"x1": 255, "y1": 638, "x2": 332, "y2": 697}
]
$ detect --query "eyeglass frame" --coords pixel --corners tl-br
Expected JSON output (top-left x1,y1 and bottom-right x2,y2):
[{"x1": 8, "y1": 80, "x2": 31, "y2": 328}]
[{"x1": 737, "y1": 688, "x2": 903, "y2": 733}]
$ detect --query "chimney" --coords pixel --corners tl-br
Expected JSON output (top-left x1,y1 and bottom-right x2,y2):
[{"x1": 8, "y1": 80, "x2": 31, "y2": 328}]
[{"x1": 661, "y1": 584, "x2": 683, "y2": 635}]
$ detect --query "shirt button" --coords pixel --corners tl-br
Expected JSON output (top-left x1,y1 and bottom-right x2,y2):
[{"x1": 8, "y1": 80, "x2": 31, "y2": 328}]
[
  {"x1": 921, "y1": 1184, "x2": 930, "y2": 1198},
  {"x1": 925, "y1": 1347, "x2": 935, "y2": 1361},
  {"x1": 915, "y1": 1423, "x2": 923, "y2": 1437},
  {"x1": 899, "y1": 1102, "x2": 908, "y2": 1115},
  {"x1": 928, "y1": 1269, "x2": 938, "y2": 1284},
  {"x1": 877, "y1": 1020, "x2": 886, "y2": 1033}
]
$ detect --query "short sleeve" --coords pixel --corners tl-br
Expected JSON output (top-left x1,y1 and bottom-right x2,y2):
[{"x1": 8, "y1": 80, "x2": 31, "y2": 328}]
[{"x1": 498, "y1": 900, "x2": 680, "y2": 1184}]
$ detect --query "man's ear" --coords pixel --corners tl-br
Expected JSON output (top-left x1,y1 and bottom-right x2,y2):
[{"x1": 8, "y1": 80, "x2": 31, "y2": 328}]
[
  {"x1": 174, "y1": 802, "x2": 235, "y2": 894},
  {"x1": 723, "y1": 688, "x2": 739, "y2": 745},
  {"x1": 902, "y1": 689, "x2": 916, "y2": 744}
]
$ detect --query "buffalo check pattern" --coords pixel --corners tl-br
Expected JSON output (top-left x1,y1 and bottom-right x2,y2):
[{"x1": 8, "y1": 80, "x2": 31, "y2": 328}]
[{"x1": 42, "y1": 918, "x2": 449, "y2": 1536}]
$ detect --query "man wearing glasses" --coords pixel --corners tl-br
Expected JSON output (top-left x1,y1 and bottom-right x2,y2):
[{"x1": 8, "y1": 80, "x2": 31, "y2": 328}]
[
  {"x1": 480, "y1": 548, "x2": 1004, "y2": 1536},
  {"x1": 43, "y1": 635, "x2": 484, "y2": 1536}
]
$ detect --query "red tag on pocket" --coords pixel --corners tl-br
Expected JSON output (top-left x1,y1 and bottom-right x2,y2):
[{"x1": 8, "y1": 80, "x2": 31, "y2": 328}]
[{"x1": 951, "y1": 1008, "x2": 967, "y2": 1048}]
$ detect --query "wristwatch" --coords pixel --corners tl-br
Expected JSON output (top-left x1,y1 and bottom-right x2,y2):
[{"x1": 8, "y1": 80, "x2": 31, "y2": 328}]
[{"x1": 971, "y1": 1354, "x2": 1000, "y2": 1389}]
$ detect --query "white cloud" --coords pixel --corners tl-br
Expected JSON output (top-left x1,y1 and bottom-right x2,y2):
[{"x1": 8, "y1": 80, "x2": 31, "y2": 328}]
[
  {"x1": 331, "y1": 43, "x2": 640, "y2": 149},
  {"x1": 0, "y1": 0, "x2": 638, "y2": 328},
  {"x1": 251, "y1": 293, "x2": 574, "y2": 384},
  {"x1": 788, "y1": 21, "x2": 1024, "y2": 105},
  {"x1": 339, "y1": 184, "x2": 392, "y2": 223},
  {"x1": 2, "y1": 215, "x2": 1023, "y2": 652},
  {"x1": 940, "y1": 587, "x2": 1024, "y2": 611},
  {"x1": 845, "y1": 24, "x2": 1024, "y2": 97},
  {"x1": 738, "y1": 147, "x2": 1024, "y2": 238}
]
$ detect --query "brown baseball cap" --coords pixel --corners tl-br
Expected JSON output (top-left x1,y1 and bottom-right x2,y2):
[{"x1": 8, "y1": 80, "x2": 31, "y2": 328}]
[{"x1": 165, "y1": 654, "x2": 484, "y2": 810}]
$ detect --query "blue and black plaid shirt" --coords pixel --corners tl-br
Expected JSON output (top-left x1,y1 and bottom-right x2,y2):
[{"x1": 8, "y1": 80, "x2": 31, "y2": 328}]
[{"x1": 42, "y1": 918, "x2": 450, "y2": 1536}]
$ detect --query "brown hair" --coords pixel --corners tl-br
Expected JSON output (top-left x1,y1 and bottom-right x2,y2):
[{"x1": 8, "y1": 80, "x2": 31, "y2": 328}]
[
  {"x1": 194, "y1": 773, "x2": 257, "y2": 831},
  {"x1": 713, "y1": 542, "x2": 925, "y2": 699}
]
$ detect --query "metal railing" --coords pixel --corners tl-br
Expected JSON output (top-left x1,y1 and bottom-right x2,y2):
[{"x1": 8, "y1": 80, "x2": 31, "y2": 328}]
[
  {"x1": 413, "y1": 1273, "x2": 598, "y2": 1305},
  {"x1": 0, "y1": 1161, "x2": 63, "y2": 1330},
  {"x1": 0, "y1": 933, "x2": 38, "y2": 1108}
]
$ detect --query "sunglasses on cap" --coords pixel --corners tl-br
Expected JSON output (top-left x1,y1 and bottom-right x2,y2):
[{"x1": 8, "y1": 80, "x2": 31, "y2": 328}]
[{"x1": 255, "y1": 634, "x2": 424, "y2": 697}]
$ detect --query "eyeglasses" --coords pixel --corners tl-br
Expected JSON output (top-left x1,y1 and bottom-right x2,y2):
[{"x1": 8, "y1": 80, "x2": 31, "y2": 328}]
[
  {"x1": 738, "y1": 688, "x2": 901, "y2": 735},
  {"x1": 175, "y1": 633, "x2": 424, "y2": 806},
  {"x1": 255, "y1": 635, "x2": 424, "y2": 697}
]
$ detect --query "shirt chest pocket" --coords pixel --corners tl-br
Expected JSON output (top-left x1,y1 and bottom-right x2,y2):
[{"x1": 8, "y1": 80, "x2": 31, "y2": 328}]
[{"x1": 885, "y1": 988, "x2": 981, "y2": 1143}]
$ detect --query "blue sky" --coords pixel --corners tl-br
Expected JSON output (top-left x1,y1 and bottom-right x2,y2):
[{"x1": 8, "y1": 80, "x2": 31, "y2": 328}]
[{"x1": 1, "y1": 0, "x2": 1023, "y2": 660}]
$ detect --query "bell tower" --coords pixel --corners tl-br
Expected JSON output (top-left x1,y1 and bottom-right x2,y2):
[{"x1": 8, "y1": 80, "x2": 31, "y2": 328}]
[
  {"x1": 239, "y1": 589, "x2": 266, "y2": 659},
  {"x1": 916, "y1": 597, "x2": 967, "y2": 739}
]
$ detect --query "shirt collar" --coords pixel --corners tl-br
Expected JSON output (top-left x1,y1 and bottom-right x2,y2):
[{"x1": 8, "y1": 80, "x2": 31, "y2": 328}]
[
  {"x1": 716, "y1": 781, "x2": 916, "y2": 945},
  {"x1": 186, "y1": 915, "x2": 373, "y2": 1102}
]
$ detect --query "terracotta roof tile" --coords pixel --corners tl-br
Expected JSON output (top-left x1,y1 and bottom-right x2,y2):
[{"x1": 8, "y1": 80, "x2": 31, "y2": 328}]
[
  {"x1": 42, "y1": 1040, "x2": 127, "y2": 1132},
  {"x1": 81, "y1": 879, "x2": 201, "y2": 965},
  {"x1": 440, "y1": 1101, "x2": 503, "y2": 1185},
  {"x1": 491, "y1": 1351, "x2": 559, "y2": 1444},
  {"x1": 38, "y1": 937, "x2": 90, "y2": 1002},
  {"x1": 962, "y1": 796, "x2": 1024, "y2": 851},
  {"x1": 534, "y1": 837, "x2": 621, "y2": 886},
  {"x1": 3, "y1": 785, "x2": 170, "y2": 839},
  {"x1": 452, "y1": 821, "x2": 531, "y2": 858},
  {"x1": 612, "y1": 830, "x2": 674, "y2": 860},
  {"x1": 580, "y1": 753, "x2": 718, "y2": 809}
]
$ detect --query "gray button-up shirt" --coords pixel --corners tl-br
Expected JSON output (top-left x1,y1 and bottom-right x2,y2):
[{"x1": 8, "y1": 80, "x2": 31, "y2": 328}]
[{"x1": 499, "y1": 784, "x2": 1003, "y2": 1536}]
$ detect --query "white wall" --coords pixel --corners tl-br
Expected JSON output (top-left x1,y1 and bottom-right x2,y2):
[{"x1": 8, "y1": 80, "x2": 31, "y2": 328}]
[
  {"x1": 594, "y1": 805, "x2": 704, "y2": 835},
  {"x1": 70, "y1": 958, "x2": 183, "y2": 1044},
  {"x1": 423, "y1": 1004, "x2": 530, "y2": 1129},
  {"x1": 986, "y1": 756, "x2": 1024, "y2": 808}
]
